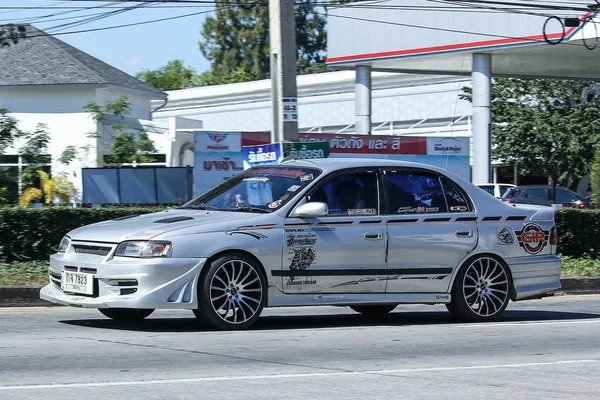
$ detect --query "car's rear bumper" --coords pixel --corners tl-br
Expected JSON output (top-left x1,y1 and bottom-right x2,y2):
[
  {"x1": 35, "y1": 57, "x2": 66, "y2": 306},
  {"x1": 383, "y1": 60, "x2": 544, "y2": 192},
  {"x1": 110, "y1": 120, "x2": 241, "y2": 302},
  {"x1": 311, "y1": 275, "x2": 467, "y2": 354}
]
[
  {"x1": 40, "y1": 254, "x2": 207, "y2": 309},
  {"x1": 507, "y1": 254, "x2": 561, "y2": 300}
]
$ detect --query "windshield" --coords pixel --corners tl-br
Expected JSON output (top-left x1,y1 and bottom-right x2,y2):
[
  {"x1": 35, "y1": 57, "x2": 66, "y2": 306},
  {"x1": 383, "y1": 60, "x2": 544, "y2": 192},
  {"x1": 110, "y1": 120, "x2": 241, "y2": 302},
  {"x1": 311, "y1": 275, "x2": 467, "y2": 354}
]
[{"x1": 181, "y1": 166, "x2": 322, "y2": 213}]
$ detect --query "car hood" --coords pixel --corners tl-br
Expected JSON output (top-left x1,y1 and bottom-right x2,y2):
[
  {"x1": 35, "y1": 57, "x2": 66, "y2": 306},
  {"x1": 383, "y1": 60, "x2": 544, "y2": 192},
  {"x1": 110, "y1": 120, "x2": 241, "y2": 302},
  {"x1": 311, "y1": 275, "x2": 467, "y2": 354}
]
[{"x1": 67, "y1": 209, "x2": 263, "y2": 243}]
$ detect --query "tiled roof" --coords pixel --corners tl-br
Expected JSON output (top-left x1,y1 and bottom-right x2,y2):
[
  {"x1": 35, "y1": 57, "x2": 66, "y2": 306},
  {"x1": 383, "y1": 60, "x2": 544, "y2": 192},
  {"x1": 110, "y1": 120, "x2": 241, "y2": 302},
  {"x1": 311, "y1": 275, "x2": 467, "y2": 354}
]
[{"x1": 0, "y1": 25, "x2": 165, "y2": 95}]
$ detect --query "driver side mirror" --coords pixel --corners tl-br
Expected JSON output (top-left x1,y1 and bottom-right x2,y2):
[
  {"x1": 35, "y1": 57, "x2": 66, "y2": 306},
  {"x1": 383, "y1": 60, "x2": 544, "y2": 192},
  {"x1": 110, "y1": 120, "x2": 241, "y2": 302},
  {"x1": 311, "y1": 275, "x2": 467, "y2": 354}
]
[{"x1": 290, "y1": 202, "x2": 329, "y2": 218}]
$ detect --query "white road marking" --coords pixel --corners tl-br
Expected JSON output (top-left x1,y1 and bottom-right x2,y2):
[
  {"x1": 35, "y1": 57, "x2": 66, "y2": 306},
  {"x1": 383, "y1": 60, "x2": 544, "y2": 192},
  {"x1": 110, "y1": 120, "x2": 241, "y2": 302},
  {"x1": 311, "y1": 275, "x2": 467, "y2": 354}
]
[{"x1": 0, "y1": 359, "x2": 597, "y2": 390}]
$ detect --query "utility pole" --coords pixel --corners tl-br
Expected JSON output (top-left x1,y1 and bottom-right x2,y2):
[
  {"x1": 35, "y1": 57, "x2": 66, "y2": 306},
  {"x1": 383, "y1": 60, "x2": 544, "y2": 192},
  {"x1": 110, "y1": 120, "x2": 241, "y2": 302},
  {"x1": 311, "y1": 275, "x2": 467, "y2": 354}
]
[{"x1": 269, "y1": 0, "x2": 298, "y2": 143}]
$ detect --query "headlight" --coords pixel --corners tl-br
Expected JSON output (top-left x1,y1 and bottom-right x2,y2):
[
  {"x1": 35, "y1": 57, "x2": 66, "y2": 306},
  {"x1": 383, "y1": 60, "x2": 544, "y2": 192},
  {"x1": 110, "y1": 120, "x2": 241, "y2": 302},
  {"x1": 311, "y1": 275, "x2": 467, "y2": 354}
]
[
  {"x1": 58, "y1": 236, "x2": 71, "y2": 253},
  {"x1": 114, "y1": 241, "x2": 171, "y2": 258}
]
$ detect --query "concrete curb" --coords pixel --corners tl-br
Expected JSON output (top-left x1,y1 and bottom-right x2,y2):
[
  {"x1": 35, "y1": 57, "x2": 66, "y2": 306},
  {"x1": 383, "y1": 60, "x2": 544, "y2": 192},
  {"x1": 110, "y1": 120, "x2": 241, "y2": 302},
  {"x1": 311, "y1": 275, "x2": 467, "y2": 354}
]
[{"x1": 1, "y1": 278, "x2": 600, "y2": 307}]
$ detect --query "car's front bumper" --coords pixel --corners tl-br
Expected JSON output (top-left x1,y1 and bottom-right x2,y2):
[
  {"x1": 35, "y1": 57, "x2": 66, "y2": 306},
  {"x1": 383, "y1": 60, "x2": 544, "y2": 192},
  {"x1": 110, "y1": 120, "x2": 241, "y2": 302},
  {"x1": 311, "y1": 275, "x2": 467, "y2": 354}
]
[
  {"x1": 40, "y1": 253, "x2": 207, "y2": 309},
  {"x1": 508, "y1": 254, "x2": 562, "y2": 300}
]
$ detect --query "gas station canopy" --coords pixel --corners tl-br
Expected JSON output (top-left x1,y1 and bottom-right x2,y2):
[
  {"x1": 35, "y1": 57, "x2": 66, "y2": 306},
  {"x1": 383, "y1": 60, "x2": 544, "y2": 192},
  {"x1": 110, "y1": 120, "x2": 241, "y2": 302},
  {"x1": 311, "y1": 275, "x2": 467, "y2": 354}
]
[{"x1": 326, "y1": 0, "x2": 600, "y2": 79}]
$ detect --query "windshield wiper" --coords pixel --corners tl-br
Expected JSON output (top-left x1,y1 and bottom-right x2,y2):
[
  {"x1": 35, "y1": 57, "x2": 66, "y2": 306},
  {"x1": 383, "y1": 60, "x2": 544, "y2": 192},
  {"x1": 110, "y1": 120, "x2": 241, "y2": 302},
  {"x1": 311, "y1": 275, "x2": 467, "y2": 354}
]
[{"x1": 231, "y1": 207, "x2": 271, "y2": 214}]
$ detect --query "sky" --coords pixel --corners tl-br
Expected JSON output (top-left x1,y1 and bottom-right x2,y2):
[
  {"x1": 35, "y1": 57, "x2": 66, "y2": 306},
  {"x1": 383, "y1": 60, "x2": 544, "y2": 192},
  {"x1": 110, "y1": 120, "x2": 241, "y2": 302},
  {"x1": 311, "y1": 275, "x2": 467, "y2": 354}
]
[{"x1": 2, "y1": 0, "x2": 213, "y2": 76}]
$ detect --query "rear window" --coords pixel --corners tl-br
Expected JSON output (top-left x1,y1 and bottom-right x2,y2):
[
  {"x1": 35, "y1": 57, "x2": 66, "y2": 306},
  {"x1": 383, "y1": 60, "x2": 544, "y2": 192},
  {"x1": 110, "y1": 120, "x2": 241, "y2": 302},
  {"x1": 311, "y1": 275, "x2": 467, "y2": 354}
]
[
  {"x1": 478, "y1": 185, "x2": 495, "y2": 196},
  {"x1": 499, "y1": 186, "x2": 512, "y2": 197},
  {"x1": 503, "y1": 188, "x2": 521, "y2": 199}
]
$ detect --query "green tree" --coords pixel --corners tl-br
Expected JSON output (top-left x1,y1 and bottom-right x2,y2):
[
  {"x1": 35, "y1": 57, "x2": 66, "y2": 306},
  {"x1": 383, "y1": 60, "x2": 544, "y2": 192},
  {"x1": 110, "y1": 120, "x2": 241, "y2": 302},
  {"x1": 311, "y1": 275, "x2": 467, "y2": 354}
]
[
  {"x1": 198, "y1": 0, "x2": 340, "y2": 85},
  {"x1": 461, "y1": 78, "x2": 600, "y2": 186},
  {"x1": 83, "y1": 95, "x2": 157, "y2": 165},
  {"x1": 0, "y1": 109, "x2": 23, "y2": 205},
  {"x1": 135, "y1": 60, "x2": 198, "y2": 91},
  {"x1": 19, "y1": 123, "x2": 51, "y2": 191}
]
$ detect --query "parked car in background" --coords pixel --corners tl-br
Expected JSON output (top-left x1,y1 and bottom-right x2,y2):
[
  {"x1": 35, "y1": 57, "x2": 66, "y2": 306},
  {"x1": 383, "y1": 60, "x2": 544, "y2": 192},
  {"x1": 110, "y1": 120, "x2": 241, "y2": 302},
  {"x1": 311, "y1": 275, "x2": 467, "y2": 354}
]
[
  {"x1": 476, "y1": 183, "x2": 515, "y2": 198},
  {"x1": 502, "y1": 185, "x2": 589, "y2": 208}
]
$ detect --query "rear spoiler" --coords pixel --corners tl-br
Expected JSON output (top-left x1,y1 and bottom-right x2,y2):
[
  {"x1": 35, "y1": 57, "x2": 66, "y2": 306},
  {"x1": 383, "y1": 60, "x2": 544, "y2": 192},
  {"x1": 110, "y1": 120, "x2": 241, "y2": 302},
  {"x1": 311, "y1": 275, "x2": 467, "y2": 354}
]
[{"x1": 523, "y1": 206, "x2": 556, "y2": 222}]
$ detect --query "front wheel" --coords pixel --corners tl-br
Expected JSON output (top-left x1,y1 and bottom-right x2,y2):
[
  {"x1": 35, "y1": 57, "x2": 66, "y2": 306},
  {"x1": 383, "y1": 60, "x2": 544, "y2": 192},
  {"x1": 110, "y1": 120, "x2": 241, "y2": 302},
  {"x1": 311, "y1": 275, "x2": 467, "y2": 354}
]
[
  {"x1": 99, "y1": 308, "x2": 154, "y2": 322},
  {"x1": 350, "y1": 304, "x2": 397, "y2": 316},
  {"x1": 446, "y1": 255, "x2": 511, "y2": 322},
  {"x1": 194, "y1": 254, "x2": 267, "y2": 330}
]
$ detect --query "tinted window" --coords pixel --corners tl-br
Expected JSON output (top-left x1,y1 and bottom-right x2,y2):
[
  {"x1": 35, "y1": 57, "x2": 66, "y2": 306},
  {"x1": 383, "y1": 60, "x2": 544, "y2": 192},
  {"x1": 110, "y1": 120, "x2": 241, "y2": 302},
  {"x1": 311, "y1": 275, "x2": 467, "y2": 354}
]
[
  {"x1": 307, "y1": 172, "x2": 378, "y2": 216},
  {"x1": 441, "y1": 177, "x2": 471, "y2": 212},
  {"x1": 525, "y1": 188, "x2": 548, "y2": 200},
  {"x1": 499, "y1": 186, "x2": 512, "y2": 197},
  {"x1": 555, "y1": 188, "x2": 578, "y2": 202},
  {"x1": 479, "y1": 185, "x2": 495, "y2": 195},
  {"x1": 384, "y1": 171, "x2": 447, "y2": 214},
  {"x1": 182, "y1": 166, "x2": 322, "y2": 212},
  {"x1": 503, "y1": 188, "x2": 521, "y2": 199}
]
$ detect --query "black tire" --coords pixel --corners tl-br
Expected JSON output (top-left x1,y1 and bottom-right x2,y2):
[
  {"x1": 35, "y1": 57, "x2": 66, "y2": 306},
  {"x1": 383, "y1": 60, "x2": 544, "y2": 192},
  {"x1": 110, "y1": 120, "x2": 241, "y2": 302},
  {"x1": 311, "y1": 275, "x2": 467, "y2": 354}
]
[
  {"x1": 99, "y1": 308, "x2": 154, "y2": 322},
  {"x1": 447, "y1": 255, "x2": 511, "y2": 322},
  {"x1": 194, "y1": 253, "x2": 267, "y2": 330},
  {"x1": 349, "y1": 304, "x2": 397, "y2": 316}
]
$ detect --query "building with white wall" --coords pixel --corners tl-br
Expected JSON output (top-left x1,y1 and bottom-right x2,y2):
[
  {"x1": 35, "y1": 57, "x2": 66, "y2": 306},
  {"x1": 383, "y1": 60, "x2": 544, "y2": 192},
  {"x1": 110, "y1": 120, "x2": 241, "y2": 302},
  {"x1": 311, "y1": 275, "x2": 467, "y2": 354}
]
[
  {"x1": 153, "y1": 70, "x2": 474, "y2": 167},
  {"x1": 0, "y1": 25, "x2": 172, "y2": 201}
]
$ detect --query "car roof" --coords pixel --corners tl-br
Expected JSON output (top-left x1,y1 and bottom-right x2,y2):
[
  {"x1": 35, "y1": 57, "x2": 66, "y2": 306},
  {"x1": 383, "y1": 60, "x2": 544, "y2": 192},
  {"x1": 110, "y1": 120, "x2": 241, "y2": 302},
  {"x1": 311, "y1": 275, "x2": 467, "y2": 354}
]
[{"x1": 279, "y1": 157, "x2": 453, "y2": 175}]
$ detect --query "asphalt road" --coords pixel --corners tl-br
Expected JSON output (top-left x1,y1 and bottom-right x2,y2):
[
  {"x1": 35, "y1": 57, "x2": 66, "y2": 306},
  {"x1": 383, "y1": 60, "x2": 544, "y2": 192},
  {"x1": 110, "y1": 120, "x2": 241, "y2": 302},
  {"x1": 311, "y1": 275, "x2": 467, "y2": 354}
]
[{"x1": 1, "y1": 295, "x2": 600, "y2": 400}]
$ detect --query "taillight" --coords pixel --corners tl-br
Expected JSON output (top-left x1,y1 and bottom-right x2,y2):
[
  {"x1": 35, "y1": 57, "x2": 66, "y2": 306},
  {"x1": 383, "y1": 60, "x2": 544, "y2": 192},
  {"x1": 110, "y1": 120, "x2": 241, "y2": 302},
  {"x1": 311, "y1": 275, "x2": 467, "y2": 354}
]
[
  {"x1": 579, "y1": 203, "x2": 585, "y2": 209},
  {"x1": 550, "y1": 226, "x2": 557, "y2": 246},
  {"x1": 506, "y1": 199, "x2": 514, "y2": 204}
]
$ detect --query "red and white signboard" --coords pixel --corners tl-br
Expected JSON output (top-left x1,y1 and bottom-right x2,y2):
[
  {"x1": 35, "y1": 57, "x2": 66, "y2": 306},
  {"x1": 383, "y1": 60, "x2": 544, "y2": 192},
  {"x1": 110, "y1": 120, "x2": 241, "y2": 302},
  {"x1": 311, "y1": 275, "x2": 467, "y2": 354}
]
[{"x1": 193, "y1": 131, "x2": 470, "y2": 196}]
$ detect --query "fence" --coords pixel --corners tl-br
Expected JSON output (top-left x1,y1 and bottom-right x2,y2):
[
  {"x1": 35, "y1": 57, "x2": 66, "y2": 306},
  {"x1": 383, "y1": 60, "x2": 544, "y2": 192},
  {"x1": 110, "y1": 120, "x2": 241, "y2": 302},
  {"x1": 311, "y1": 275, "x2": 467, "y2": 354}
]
[{"x1": 82, "y1": 167, "x2": 193, "y2": 206}]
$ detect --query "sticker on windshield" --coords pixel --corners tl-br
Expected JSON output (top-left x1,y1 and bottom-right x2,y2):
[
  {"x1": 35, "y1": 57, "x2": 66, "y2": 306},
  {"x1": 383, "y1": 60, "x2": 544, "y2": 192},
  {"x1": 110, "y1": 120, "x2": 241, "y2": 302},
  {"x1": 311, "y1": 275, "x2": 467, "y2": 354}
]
[
  {"x1": 425, "y1": 207, "x2": 439, "y2": 213},
  {"x1": 287, "y1": 185, "x2": 301, "y2": 192},
  {"x1": 450, "y1": 205, "x2": 468, "y2": 212},
  {"x1": 300, "y1": 174, "x2": 314, "y2": 182},
  {"x1": 348, "y1": 208, "x2": 377, "y2": 215},
  {"x1": 243, "y1": 177, "x2": 269, "y2": 182},
  {"x1": 250, "y1": 168, "x2": 306, "y2": 178},
  {"x1": 268, "y1": 200, "x2": 282, "y2": 209}
]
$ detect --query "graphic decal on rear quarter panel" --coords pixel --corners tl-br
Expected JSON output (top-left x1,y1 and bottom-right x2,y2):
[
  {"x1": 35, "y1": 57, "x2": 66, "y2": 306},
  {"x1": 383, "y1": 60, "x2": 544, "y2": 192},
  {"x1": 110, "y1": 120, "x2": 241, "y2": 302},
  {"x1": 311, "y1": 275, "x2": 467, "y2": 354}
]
[
  {"x1": 515, "y1": 223, "x2": 549, "y2": 254},
  {"x1": 497, "y1": 227, "x2": 514, "y2": 245}
]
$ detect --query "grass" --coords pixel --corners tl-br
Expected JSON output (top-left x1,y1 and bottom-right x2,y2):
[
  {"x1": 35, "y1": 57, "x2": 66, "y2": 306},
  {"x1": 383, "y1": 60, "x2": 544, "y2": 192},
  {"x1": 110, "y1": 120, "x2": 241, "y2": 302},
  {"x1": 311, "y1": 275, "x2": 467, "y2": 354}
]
[
  {"x1": 0, "y1": 255, "x2": 599, "y2": 286},
  {"x1": 0, "y1": 261, "x2": 48, "y2": 286},
  {"x1": 560, "y1": 256, "x2": 600, "y2": 278}
]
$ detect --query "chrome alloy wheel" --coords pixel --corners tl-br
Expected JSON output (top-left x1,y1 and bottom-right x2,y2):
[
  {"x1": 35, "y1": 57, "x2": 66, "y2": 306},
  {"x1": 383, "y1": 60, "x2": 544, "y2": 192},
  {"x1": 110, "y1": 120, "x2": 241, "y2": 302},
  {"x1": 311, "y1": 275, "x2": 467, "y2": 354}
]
[
  {"x1": 209, "y1": 260, "x2": 263, "y2": 325},
  {"x1": 462, "y1": 257, "x2": 509, "y2": 317}
]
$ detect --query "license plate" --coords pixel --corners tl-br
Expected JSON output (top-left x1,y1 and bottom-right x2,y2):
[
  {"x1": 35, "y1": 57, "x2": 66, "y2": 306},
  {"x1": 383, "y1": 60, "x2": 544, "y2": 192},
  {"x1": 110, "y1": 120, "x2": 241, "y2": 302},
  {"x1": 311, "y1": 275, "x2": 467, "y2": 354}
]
[{"x1": 61, "y1": 271, "x2": 94, "y2": 295}]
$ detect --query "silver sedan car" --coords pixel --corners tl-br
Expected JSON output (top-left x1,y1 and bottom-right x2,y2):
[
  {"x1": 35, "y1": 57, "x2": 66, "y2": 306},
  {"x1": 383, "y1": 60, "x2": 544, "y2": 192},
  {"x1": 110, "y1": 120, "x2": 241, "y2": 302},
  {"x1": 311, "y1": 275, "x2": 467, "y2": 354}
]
[{"x1": 41, "y1": 158, "x2": 561, "y2": 329}]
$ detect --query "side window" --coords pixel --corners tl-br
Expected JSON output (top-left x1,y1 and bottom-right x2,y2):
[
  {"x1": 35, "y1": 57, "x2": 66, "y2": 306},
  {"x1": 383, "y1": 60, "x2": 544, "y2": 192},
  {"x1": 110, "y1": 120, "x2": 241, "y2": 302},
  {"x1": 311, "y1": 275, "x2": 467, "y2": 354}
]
[
  {"x1": 384, "y1": 171, "x2": 447, "y2": 214},
  {"x1": 307, "y1": 172, "x2": 378, "y2": 216},
  {"x1": 526, "y1": 188, "x2": 548, "y2": 200},
  {"x1": 441, "y1": 177, "x2": 472, "y2": 212},
  {"x1": 555, "y1": 189, "x2": 577, "y2": 202}
]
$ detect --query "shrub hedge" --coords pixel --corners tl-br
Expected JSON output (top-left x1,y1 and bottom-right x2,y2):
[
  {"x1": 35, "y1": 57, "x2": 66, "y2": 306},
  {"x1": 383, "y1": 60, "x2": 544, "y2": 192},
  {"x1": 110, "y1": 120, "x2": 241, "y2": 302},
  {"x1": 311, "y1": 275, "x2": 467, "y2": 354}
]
[
  {"x1": 0, "y1": 207, "x2": 167, "y2": 262},
  {"x1": 555, "y1": 208, "x2": 600, "y2": 259},
  {"x1": 0, "y1": 206, "x2": 598, "y2": 263}
]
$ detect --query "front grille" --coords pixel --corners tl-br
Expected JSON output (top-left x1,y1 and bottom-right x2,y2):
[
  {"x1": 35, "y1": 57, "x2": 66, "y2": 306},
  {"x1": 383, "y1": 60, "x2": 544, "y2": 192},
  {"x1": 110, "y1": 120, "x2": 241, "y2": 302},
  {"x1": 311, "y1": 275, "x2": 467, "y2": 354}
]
[{"x1": 72, "y1": 244, "x2": 111, "y2": 256}]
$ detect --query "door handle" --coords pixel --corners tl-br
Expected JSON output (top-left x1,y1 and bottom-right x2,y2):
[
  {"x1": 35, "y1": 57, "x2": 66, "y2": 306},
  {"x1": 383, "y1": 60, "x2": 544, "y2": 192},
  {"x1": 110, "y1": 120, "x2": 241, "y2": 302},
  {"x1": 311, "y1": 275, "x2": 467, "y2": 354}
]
[
  {"x1": 455, "y1": 228, "x2": 473, "y2": 238},
  {"x1": 364, "y1": 231, "x2": 383, "y2": 240}
]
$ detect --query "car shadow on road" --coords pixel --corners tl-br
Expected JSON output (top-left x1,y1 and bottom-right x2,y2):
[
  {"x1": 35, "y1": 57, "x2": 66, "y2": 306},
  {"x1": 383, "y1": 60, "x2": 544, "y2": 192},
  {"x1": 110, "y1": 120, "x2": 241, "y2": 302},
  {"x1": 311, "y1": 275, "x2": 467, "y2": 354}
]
[{"x1": 58, "y1": 308, "x2": 600, "y2": 333}]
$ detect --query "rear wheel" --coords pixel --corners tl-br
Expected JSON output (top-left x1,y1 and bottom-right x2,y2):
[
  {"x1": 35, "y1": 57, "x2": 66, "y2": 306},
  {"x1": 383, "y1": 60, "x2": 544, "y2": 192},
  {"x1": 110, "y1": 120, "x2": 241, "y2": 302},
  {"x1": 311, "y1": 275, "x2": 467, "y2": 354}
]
[
  {"x1": 194, "y1": 254, "x2": 267, "y2": 330},
  {"x1": 350, "y1": 304, "x2": 397, "y2": 316},
  {"x1": 99, "y1": 308, "x2": 154, "y2": 322},
  {"x1": 447, "y1": 255, "x2": 510, "y2": 322}
]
